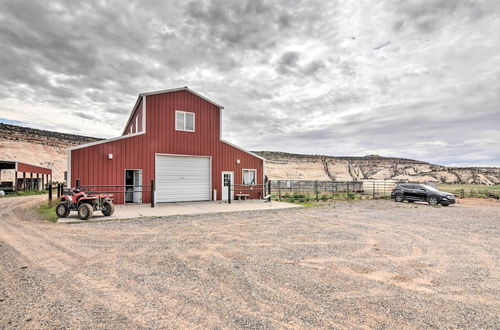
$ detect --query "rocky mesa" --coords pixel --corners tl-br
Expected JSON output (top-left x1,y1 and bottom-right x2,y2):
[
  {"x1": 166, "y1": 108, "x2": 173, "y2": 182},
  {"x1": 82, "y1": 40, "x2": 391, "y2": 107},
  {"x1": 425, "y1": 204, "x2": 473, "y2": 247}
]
[{"x1": 255, "y1": 151, "x2": 500, "y2": 185}]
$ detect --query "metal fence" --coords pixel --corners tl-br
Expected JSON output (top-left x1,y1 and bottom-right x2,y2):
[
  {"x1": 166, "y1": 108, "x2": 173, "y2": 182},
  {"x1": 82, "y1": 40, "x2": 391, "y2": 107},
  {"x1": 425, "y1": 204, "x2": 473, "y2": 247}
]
[
  {"x1": 48, "y1": 179, "x2": 157, "y2": 207},
  {"x1": 270, "y1": 179, "x2": 401, "y2": 201}
]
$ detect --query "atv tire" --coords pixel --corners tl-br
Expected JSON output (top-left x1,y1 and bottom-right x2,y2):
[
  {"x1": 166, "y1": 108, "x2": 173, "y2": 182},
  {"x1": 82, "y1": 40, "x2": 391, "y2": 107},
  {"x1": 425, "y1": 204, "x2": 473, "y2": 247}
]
[
  {"x1": 56, "y1": 203, "x2": 70, "y2": 218},
  {"x1": 78, "y1": 203, "x2": 93, "y2": 220},
  {"x1": 101, "y1": 201, "x2": 115, "y2": 216}
]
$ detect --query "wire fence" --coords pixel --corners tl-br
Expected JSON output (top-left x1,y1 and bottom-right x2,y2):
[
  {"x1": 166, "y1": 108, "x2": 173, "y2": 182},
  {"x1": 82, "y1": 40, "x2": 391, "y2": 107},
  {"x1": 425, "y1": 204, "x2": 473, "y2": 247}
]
[{"x1": 271, "y1": 180, "x2": 398, "y2": 201}]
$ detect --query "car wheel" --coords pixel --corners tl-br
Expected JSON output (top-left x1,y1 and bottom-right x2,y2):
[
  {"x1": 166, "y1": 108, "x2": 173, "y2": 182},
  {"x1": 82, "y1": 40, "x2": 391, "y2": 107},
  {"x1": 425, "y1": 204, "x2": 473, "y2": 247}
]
[
  {"x1": 78, "y1": 203, "x2": 93, "y2": 220},
  {"x1": 55, "y1": 203, "x2": 70, "y2": 218},
  {"x1": 101, "y1": 201, "x2": 115, "y2": 216},
  {"x1": 427, "y1": 196, "x2": 438, "y2": 206},
  {"x1": 394, "y1": 193, "x2": 404, "y2": 202}
]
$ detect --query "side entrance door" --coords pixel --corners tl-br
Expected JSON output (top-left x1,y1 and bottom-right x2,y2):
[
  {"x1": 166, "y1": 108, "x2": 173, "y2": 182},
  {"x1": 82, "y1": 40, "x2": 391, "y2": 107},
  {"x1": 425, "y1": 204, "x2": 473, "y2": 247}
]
[
  {"x1": 221, "y1": 171, "x2": 234, "y2": 201},
  {"x1": 125, "y1": 169, "x2": 142, "y2": 203}
]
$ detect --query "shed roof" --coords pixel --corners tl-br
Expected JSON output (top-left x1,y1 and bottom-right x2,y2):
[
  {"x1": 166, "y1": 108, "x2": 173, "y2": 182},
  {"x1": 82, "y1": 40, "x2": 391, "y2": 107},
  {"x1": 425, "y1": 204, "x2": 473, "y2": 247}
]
[{"x1": 0, "y1": 160, "x2": 52, "y2": 175}]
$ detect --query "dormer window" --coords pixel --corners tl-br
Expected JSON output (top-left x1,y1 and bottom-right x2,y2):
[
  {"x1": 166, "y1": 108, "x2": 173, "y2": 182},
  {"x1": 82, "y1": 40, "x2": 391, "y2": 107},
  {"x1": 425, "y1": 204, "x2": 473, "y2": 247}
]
[{"x1": 175, "y1": 111, "x2": 195, "y2": 132}]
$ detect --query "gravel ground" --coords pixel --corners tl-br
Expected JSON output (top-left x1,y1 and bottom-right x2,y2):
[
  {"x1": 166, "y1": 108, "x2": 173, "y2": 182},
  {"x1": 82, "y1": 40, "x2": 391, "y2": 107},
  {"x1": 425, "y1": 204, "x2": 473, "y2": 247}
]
[{"x1": 0, "y1": 195, "x2": 499, "y2": 329}]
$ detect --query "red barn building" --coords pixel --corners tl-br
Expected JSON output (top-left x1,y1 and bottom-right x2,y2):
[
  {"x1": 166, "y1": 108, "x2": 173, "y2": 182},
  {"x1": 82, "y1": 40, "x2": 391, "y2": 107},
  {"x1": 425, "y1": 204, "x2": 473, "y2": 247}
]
[{"x1": 67, "y1": 87, "x2": 265, "y2": 204}]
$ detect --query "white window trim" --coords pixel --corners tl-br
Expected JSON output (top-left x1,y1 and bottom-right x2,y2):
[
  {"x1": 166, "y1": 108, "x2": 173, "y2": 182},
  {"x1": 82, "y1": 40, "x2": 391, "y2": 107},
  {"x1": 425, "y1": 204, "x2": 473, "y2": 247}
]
[
  {"x1": 242, "y1": 169, "x2": 257, "y2": 186},
  {"x1": 175, "y1": 110, "x2": 195, "y2": 132}
]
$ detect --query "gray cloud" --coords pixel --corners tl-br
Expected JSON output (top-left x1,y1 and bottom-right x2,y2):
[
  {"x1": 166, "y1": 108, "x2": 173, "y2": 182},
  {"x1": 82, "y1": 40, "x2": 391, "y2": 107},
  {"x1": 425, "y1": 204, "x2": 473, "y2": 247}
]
[{"x1": 0, "y1": 0, "x2": 499, "y2": 166}]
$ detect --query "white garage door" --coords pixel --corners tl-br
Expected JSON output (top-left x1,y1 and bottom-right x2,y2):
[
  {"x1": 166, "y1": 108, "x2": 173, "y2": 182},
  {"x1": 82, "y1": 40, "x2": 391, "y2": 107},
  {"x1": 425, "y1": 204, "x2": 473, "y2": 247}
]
[{"x1": 155, "y1": 155, "x2": 210, "y2": 202}]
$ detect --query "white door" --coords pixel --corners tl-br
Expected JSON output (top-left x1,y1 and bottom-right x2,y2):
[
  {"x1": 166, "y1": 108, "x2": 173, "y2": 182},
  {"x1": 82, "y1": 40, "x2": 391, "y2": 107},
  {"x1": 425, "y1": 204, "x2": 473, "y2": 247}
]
[
  {"x1": 221, "y1": 171, "x2": 234, "y2": 201},
  {"x1": 133, "y1": 170, "x2": 142, "y2": 203},
  {"x1": 156, "y1": 155, "x2": 210, "y2": 202}
]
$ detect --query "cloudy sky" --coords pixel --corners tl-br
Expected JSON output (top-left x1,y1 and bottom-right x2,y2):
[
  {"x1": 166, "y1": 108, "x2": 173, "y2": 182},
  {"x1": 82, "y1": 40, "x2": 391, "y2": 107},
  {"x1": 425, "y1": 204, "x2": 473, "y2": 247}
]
[{"x1": 0, "y1": 0, "x2": 499, "y2": 166}]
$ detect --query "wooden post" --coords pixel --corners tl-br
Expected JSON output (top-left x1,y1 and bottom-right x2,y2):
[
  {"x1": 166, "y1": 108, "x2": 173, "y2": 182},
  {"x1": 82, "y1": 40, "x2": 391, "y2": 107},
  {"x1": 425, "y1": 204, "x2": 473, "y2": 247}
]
[
  {"x1": 372, "y1": 181, "x2": 375, "y2": 199},
  {"x1": 315, "y1": 180, "x2": 319, "y2": 201},
  {"x1": 41, "y1": 174, "x2": 44, "y2": 190},
  {"x1": 48, "y1": 184, "x2": 52, "y2": 202},
  {"x1": 57, "y1": 183, "x2": 61, "y2": 198},
  {"x1": 36, "y1": 173, "x2": 40, "y2": 190},
  {"x1": 346, "y1": 182, "x2": 349, "y2": 197},
  {"x1": 278, "y1": 180, "x2": 282, "y2": 201},
  {"x1": 22, "y1": 172, "x2": 26, "y2": 191},
  {"x1": 151, "y1": 179, "x2": 155, "y2": 208},
  {"x1": 228, "y1": 177, "x2": 231, "y2": 204},
  {"x1": 14, "y1": 171, "x2": 18, "y2": 192},
  {"x1": 267, "y1": 180, "x2": 271, "y2": 201}
]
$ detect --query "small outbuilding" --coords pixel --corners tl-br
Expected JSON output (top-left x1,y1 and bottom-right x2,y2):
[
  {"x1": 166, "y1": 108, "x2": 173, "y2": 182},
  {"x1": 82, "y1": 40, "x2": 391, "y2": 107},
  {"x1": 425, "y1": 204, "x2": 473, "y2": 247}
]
[
  {"x1": 0, "y1": 160, "x2": 52, "y2": 192},
  {"x1": 67, "y1": 87, "x2": 265, "y2": 204}
]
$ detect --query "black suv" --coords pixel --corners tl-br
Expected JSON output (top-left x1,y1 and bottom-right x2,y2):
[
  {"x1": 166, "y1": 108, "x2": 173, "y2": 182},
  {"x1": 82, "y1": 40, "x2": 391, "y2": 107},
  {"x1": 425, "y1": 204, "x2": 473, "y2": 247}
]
[{"x1": 391, "y1": 184, "x2": 455, "y2": 206}]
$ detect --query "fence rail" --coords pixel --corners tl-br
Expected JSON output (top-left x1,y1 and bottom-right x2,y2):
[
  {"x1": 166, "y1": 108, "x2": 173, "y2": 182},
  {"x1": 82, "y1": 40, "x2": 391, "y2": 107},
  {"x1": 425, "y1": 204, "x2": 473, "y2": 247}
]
[
  {"x1": 48, "y1": 180, "x2": 157, "y2": 207},
  {"x1": 227, "y1": 180, "x2": 270, "y2": 203}
]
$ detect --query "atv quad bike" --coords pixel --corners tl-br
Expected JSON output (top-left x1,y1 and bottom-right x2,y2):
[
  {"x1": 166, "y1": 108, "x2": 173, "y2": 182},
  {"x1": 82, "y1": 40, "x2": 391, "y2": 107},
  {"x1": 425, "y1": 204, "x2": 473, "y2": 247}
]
[{"x1": 55, "y1": 188, "x2": 114, "y2": 220}]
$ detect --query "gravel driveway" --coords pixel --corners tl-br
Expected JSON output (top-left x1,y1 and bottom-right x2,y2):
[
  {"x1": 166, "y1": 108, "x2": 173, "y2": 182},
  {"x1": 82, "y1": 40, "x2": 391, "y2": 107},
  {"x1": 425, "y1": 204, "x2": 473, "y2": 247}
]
[{"x1": 0, "y1": 196, "x2": 499, "y2": 329}]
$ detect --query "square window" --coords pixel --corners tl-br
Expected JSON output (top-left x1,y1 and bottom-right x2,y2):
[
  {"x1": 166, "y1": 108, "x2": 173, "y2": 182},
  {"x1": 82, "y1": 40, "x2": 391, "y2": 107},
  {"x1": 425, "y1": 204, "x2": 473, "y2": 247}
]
[
  {"x1": 175, "y1": 111, "x2": 195, "y2": 132},
  {"x1": 243, "y1": 169, "x2": 256, "y2": 185}
]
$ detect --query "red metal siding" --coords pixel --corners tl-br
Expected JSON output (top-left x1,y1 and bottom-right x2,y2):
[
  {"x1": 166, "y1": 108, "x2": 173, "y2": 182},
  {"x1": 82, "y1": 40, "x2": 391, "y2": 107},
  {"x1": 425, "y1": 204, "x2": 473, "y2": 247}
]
[
  {"x1": 17, "y1": 163, "x2": 52, "y2": 176},
  {"x1": 71, "y1": 90, "x2": 264, "y2": 204}
]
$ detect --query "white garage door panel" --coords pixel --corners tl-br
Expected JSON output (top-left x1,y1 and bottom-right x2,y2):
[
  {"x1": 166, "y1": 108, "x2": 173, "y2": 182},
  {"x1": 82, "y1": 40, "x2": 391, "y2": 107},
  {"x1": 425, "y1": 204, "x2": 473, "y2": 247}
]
[{"x1": 156, "y1": 155, "x2": 210, "y2": 202}]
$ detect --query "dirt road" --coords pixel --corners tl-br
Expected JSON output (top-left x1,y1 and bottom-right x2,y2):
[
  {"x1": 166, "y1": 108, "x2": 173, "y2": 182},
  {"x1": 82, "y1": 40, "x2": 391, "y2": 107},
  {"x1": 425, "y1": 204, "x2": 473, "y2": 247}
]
[{"x1": 1, "y1": 196, "x2": 499, "y2": 328}]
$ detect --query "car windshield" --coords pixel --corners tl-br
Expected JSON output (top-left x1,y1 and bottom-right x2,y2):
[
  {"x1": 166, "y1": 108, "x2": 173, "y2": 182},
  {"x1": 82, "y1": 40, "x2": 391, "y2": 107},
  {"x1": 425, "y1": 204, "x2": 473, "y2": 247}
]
[{"x1": 422, "y1": 184, "x2": 439, "y2": 192}]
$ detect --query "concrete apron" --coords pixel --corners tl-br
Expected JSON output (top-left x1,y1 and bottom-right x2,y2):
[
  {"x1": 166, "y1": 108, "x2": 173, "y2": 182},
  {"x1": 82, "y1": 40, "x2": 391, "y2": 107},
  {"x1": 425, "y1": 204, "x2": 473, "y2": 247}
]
[{"x1": 57, "y1": 200, "x2": 300, "y2": 223}]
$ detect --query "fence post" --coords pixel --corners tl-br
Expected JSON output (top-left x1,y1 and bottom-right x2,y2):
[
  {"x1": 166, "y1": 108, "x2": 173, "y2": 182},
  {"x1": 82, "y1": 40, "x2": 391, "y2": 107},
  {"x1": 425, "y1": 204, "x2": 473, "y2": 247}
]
[
  {"x1": 57, "y1": 183, "x2": 61, "y2": 198},
  {"x1": 278, "y1": 180, "x2": 281, "y2": 201},
  {"x1": 48, "y1": 184, "x2": 52, "y2": 203},
  {"x1": 228, "y1": 177, "x2": 231, "y2": 204},
  {"x1": 346, "y1": 182, "x2": 349, "y2": 197},
  {"x1": 372, "y1": 181, "x2": 375, "y2": 199},
  {"x1": 267, "y1": 180, "x2": 271, "y2": 201},
  {"x1": 315, "y1": 180, "x2": 319, "y2": 201},
  {"x1": 151, "y1": 179, "x2": 155, "y2": 208},
  {"x1": 460, "y1": 189, "x2": 464, "y2": 199},
  {"x1": 76, "y1": 178, "x2": 80, "y2": 189}
]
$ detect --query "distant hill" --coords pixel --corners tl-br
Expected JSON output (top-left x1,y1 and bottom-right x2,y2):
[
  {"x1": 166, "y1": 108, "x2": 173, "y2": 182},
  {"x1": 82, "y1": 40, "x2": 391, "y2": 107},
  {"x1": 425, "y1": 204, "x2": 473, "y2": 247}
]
[
  {"x1": 254, "y1": 151, "x2": 500, "y2": 185},
  {"x1": 0, "y1": 123, "x2": 102, "y2": 181},
  {"x1": 0, "y1": 124, "x2": 498, "y2": 184},
  {"x1": 0, "y1": 123, "x2": 102, "y2": 148}
]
